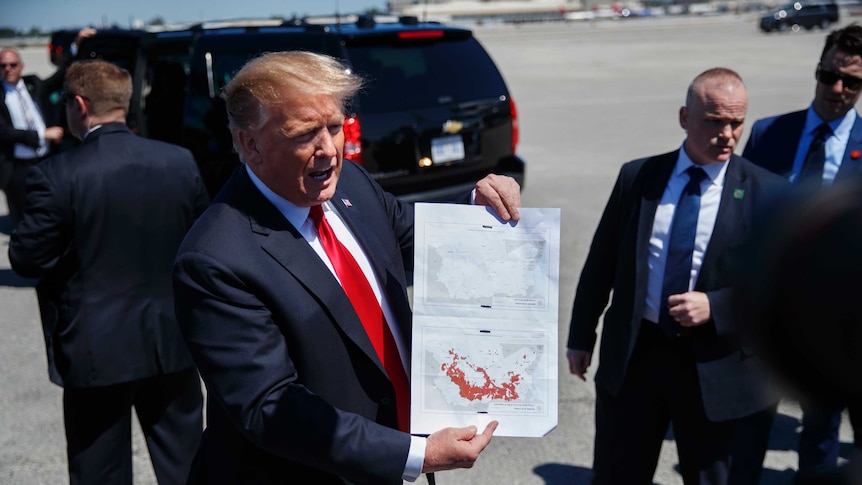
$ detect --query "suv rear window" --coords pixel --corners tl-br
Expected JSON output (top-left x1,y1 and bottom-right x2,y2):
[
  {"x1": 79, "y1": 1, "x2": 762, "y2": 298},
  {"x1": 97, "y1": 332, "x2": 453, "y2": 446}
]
[
  {"x1": 345, "y1": 36, "x2": 509, "y2": 113},
  {"x1": 195, "y1": 32, "x2": 343, "y2": 96}
]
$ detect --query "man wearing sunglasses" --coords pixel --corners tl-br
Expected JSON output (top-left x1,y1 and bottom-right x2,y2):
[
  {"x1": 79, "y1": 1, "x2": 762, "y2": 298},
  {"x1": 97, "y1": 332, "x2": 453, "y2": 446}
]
[
  {"x1": 742, "y1": 23, "x2": 862, "y2": 484},
  {"x1": 0, "y1": 26, "x2": 94, "y2": 225}
]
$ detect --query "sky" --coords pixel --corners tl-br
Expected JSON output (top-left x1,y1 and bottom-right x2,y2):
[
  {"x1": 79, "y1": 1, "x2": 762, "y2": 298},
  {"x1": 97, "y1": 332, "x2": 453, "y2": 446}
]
[{"x1": 7, "y1": 0, "x2": 388, "y2": 32}]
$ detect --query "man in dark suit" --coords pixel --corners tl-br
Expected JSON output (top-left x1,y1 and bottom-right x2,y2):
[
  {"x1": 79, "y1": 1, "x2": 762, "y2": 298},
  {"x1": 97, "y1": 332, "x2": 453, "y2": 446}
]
[
  {"x1": 0, "y1": 27, "x2": 95, "y2": 224},
  {"x1": 742, "y1": 24, "x2": 862, "y2": 481},
  {"x1": 8, "y1": 60, "x2": 209, "y2": 485},
  {"x1": 566, "y1": 68, "x2": 787, "y2": 484},
  {"x1": 172, "y1": 51, "x2": 521, "y2": 484}
]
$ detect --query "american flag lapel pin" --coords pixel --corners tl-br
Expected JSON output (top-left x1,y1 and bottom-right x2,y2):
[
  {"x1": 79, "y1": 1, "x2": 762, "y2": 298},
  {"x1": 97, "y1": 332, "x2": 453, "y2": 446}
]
[{"x1": 341, "y1": 198, "x2": 353, "y2": 208}]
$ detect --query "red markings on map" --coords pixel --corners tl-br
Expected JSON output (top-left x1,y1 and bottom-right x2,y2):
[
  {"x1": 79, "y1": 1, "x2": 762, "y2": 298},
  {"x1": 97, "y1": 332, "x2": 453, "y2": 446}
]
[{"x1": 441, "y1": 349, "x2": 521, "y2": 401}]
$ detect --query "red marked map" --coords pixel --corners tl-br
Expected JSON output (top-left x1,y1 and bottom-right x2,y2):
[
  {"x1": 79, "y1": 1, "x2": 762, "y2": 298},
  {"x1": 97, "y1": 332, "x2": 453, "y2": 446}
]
[
  {"x1": 418, "y1": 329, "x2": 545, "y2": 413},
  {"x1": 442, "y1": 348, "x2": 522, "y2": 401}
]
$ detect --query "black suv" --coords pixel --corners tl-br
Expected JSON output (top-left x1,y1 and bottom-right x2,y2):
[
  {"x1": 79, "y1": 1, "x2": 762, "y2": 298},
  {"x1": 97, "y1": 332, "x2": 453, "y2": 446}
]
[
  {"x1": 759, "y1": 1, "x2": 839, "y2": 32},
  {"x1": 73, "y1": 16, "x2": 525, "y2": 201}
]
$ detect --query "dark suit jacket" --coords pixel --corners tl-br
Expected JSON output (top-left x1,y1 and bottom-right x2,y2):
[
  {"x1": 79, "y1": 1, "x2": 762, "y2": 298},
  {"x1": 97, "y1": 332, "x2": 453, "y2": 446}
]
[
  {"x1": 173, "y1": 162, "x2": 416, "y2": 485},
  {"x1": 567, "y1": 152, "x2": 787, "y2": 422},
  {"x1": 743, "y1": 109, "x2": 862, "y2": 180},
  {"x1": 0, "y1": 71, "x2": 66, "y2": 160},
  {"x1": 8, "y1": 123, "x2": 210, "y2": 388}
]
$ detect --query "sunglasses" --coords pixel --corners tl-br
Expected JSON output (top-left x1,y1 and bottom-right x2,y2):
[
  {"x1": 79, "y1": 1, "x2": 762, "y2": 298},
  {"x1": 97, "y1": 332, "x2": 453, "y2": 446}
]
[
  {"x1": 816, "y1": 67, "x2": 862, "y2": 92},
  {"x1": 0, "y1": 63, "x2": 19, "y2": 69}
]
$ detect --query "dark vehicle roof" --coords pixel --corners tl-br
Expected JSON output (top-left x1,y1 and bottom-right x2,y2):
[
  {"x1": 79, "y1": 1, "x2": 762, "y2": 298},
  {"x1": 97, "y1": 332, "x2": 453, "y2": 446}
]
[{"x1": 63, "y1": 15, "x2": 525, "y2": 201}]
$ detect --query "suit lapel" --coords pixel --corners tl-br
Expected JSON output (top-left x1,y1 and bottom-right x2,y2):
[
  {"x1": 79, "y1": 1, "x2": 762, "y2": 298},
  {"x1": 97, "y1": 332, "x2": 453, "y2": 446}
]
[
  {"x1": 633, "y1": 152, "x2": 677, "y2": 324},
  {"x1": 329, "y1": 191, "x2": 403, "y2": 292},
  {"x1": 328, "y1": 187, "x2": 413, "y2": 345},
  {"x1": 233, "y1": 171, "x2": 388, "y2": 374},
  {"x1": 698, "y1": 155, "x2": 746, "y2": 284},
  {"x1": 836, "y1": 114, "x2": 862, "y2": 180},
  {"x1": 635, "y1": 152, "x2": 677, "y2": 266},
  {"x1": 778, "y1": 112, "x2": 807, "y2": 178}
]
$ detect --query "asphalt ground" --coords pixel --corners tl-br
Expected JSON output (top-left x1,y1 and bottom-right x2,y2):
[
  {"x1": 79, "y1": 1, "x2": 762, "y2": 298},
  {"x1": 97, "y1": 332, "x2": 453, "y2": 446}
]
[{"x1": 0, "y1": 13, "x2": 856, "y2": 484}]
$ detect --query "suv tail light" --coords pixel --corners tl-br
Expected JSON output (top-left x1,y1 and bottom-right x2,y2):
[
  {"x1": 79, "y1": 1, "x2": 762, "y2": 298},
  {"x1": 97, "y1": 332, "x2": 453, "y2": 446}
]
[
  {"x1": 509, "y1": 98, "x2": 520, "y2": 154},
  {"x1": 397, "y1": 30, "x2": 444, "y2": 40},
  {"x1": 343, "y1": 115, "x2": 362, "y2": 165}
]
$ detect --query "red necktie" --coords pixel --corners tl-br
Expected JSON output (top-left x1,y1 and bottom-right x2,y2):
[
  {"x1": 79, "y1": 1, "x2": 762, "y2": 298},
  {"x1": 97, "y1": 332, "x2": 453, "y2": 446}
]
[{"x1": 309, "y1": 204, "x2": 410, "y2": 432}]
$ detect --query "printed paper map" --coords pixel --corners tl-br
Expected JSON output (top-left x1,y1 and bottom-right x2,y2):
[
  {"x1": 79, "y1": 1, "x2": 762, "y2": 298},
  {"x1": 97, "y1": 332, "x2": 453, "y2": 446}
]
[
  {"x1": 411, "y1": 204, "x2": 560, "y2": 437},
  {"x1": 422, "y1": 224, "x2": 550, "y2": 312}
]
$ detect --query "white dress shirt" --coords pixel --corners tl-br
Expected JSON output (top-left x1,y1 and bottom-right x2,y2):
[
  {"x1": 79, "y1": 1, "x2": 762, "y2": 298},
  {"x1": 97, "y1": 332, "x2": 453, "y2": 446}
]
[
  {"x1": 643, "y1": 145, "x2": 727, "y2": 324},
  {"x1": 245, "y1": 165, "x2": 425, "y2": 482},
  {"x1": 3, "y1": 79, "x2": 48, "y2": 159}
]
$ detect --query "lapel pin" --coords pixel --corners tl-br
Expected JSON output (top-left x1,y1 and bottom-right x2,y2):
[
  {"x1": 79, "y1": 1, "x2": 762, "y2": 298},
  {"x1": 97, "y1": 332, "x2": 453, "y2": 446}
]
[
  {"x1": 341, "y1": 198, "x2": 353, "y2": 208},
  {"x1": 852, "y1": 150, "x2": 861, "y2": 160},
  {"x1": 733, "y1": 189, "x2": 745, "y2": 200}
]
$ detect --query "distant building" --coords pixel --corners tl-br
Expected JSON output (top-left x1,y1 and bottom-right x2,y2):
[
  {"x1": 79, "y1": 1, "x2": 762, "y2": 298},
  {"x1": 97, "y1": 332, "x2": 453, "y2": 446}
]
[{"x1": 388, "y1": 0, "x2": 589, "y2": 23}]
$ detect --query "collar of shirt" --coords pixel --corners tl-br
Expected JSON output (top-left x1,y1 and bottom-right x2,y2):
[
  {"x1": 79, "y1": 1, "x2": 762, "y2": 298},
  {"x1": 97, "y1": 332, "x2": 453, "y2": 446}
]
[
  {"x1": 802, "y1": 105, "x2": 856, "y2": 139},
  {"x1": 83, "y1": 124, "x2": 104, "y2": 139},
  {"x1": 676, "y1": 142, "x2": 728, "y2": 186},
  {"x1": 3, "y1": 79, "x2": 27, "y2": 93},
  {"x1": 245, "y1": 164, "x2": 310, "y2": 230}
]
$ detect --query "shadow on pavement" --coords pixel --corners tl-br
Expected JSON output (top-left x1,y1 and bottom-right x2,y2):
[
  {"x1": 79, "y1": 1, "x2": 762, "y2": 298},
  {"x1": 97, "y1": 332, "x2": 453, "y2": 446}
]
[
  {"x1": 0, "y1": 268, "x2": 36, "y2": 287},
  {"x1": 533, "y1": 463, "x2": 593, "y2": 484}
]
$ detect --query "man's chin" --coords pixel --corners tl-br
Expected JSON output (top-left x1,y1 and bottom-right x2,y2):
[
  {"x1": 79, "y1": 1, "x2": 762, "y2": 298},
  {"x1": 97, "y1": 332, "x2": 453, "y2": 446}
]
[{"x1": 308, "y1": 187, "x2": 337, "y2": 205}]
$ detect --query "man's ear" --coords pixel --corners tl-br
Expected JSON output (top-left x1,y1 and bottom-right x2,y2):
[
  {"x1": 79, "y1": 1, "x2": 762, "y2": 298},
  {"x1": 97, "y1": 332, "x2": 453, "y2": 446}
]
[
  {"x1": 236, "y1": 129, "x2": 260, "y2": 165},
  {"x1": 75, "y1": 95, "x2": 89, "y2": 117},
  {"x1": 679, "y1": 106, "x2": 688, "y2": 131}
]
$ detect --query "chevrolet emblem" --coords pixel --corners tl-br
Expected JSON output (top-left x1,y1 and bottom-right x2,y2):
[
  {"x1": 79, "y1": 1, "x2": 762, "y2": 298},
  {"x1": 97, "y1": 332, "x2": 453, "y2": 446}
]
[{"x1": 442, "y1": 120, "x2": 464, "y2": 134}]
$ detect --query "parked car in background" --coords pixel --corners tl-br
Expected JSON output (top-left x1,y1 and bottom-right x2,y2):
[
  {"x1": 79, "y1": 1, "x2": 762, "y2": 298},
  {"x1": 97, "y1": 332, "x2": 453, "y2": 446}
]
[
  {"x1": 759, "y1": 0, "x2": 839, "y2": 32},
  {"x1": 71, "y1": 15, "x2": 526, "y2": 201}
]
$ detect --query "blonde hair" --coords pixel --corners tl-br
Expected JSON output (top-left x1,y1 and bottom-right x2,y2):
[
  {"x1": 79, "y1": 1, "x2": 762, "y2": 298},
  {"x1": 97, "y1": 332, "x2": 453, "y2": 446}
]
[
  {"x1": 221, "y1": 51, "x2": 363, "y2": 138},
  {"x1": 64, "y1": 60, "x2": 132, "y2": 117}
]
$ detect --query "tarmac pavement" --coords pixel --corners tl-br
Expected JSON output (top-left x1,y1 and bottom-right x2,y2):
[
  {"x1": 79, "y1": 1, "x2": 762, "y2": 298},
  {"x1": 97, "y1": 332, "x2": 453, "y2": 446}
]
[{"x1": 0, "y1": 13, "x2": 856, "y2": 484}]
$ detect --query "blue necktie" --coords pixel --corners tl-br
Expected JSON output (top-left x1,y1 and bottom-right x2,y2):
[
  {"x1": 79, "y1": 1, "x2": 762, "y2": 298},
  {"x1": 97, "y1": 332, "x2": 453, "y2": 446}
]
[
  {"x1": 659, "y1": 166, "x2": 707, "y2": 338},
  {"x1": 799, "y1": 123, "x2": 831, "y2": 186}
]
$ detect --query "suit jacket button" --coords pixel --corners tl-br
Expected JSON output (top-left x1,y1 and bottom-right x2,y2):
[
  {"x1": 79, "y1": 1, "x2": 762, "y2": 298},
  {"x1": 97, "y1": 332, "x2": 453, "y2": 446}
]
[{"x1": 380, "y1": 397, "x2": 391, "y2": 405}]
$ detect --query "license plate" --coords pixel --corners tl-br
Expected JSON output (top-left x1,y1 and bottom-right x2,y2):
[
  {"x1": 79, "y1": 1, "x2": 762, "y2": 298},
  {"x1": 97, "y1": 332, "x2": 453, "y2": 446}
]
[{"x1": 430, "y1": 135, "x2": 465, "y2": 164}]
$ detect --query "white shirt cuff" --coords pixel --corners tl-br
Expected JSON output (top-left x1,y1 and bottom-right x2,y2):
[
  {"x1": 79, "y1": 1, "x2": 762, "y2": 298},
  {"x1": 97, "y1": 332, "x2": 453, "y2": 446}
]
[{"x1": 401, "y1": 435, "x2": 426, "y2": 482}]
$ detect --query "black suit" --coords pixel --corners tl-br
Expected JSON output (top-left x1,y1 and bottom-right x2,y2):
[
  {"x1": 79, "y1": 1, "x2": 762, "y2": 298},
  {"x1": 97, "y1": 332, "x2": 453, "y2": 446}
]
[
  {"x1": 568, "y1": 151, "x2": 787, "y2": 484},
  {"x1": 9, "y1": 123, "x2": 210, "y2": 485},
  {"x1": 0, "y1": 70, "x2": 66, "y2": 223},
  {"x1": 173, "y1": 162, "x2": 418, "y2": 485}
]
